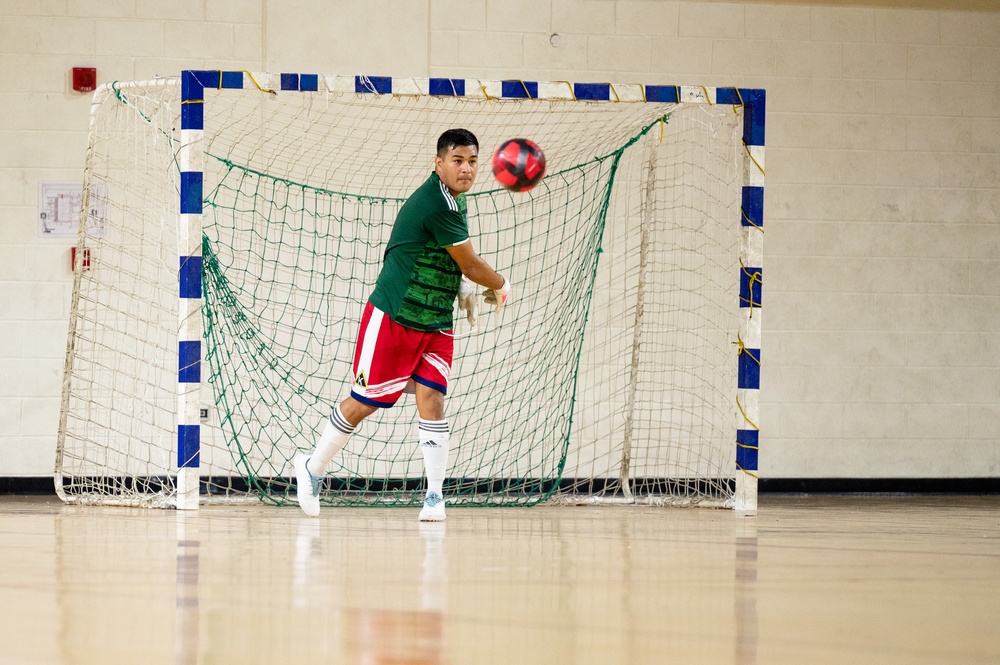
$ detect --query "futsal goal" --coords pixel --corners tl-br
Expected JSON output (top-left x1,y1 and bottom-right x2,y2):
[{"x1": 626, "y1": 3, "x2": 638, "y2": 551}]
[{"x1": 56, "y1": 71, "x2": 764, "y2": 510}]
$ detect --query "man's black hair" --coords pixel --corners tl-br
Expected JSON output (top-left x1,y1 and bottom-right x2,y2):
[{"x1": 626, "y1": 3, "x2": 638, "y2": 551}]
[{"x1": 437, "y1": 128, "x2": 479, "y2": 157}]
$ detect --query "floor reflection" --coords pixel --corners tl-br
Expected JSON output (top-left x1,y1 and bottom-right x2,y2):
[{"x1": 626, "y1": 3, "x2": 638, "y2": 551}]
[
  {"x1": 342, "y1": 522, "x2": 447, "y2": 664},
  {"x1": 734, "y1": 520, "x2": 758, "y2": 665},
  {"x1": 175, "y1": 513, "x2": 200, "y2": 665},
  {"x1": 0, "y1": 496, "x2": 994, "y2": 665},
  {"x1": 292, "y1": 519, "x2": 323, "y2": 609}
]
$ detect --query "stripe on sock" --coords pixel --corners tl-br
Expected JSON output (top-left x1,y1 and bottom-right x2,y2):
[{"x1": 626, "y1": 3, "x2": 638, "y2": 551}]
[
  {"x1": 419, "y1": 419, "x2": 449, "y2": 433},
  {"x1": 330, "y1": 407, "x2": 356, "y2": 435}
]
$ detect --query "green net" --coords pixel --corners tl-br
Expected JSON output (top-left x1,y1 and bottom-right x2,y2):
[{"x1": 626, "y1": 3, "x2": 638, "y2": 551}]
[{"x1": 202, "y1": 123, "x2": 658, "y2": 507}]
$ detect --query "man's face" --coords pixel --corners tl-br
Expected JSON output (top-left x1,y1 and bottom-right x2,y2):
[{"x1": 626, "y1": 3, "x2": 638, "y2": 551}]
[{"x1": 435, "y1": 144, "x2": 479, "y2": 196}]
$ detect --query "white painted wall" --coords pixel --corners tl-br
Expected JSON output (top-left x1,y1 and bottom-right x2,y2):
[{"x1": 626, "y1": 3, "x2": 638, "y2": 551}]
[{"x1": 1, "y1": 0, "x2": 997, "y2": 478}]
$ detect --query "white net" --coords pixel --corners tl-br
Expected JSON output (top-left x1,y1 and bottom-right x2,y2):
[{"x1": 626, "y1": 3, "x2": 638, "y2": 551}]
[{"x1": 56, "y1": 74, "x2": 748, "y2": 508}]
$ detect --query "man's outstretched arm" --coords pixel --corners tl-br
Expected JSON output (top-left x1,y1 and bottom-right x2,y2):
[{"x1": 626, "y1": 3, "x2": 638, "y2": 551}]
[
  {"x1": 446, "y1": 241, "x2": 504, "y2": 289},
  {"x1": 446, "y1": 241, "x2": 510, "y2": 313}
]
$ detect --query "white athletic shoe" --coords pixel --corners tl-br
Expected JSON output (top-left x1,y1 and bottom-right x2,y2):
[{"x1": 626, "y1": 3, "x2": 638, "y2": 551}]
[
  {"x1": 418, "y1": 491, "x2": 446, "y2": 522},
  {"x1": 294, "y1": 454, "x2": 321, "y2": 517}
]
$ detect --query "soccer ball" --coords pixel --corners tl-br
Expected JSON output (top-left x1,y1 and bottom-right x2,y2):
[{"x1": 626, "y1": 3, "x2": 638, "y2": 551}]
[{"x1": 491, "y1": 138, "x2": 546, "y2": 193}]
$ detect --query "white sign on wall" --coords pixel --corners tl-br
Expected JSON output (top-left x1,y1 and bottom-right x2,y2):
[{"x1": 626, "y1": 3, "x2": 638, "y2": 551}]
[{"x1": 38, "y1": 182, "x2": 106, "y2": 238}]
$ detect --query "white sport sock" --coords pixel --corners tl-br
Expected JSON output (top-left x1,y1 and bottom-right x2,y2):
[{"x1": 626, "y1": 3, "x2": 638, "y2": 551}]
[
  {"x1": 306, "y1": 406, "x2": 355, "y2": 476},
  {"x1": 418, "y1": 418, "x2": 449, "y2": 497}
]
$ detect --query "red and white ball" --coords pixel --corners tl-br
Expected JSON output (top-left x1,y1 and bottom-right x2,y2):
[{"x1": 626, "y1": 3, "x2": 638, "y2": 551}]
[{"x1": 491, "y1": 138, "x2": 546, "y2": 193}]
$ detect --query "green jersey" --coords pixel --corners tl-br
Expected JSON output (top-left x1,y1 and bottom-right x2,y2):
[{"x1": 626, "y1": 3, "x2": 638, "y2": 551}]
[{"x1": 368, "y1": 172, "x2": 469, "y2": 331}]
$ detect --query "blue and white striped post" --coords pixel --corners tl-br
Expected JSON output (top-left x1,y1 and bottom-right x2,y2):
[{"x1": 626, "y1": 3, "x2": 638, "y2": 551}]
[
  {"x1": 728, "y1": 89, "x2": 765, "y2": 511},
  {"x1": 176, "y1": 70, "x2": 211, "y2": 510}
]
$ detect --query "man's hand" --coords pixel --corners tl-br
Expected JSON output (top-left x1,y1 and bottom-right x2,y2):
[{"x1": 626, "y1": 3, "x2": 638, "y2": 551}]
[
  {"x1": 457, "y1": 277, "x2": 479, "y2": 327},
  {"x1": 483, "y1": 278, "x2": 510, "y2": 314}
]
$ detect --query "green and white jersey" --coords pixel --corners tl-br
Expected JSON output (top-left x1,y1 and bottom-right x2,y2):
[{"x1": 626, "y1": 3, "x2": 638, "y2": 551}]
[{"x1": 368, "y1": 172, "x2": 469, "y2": 331}]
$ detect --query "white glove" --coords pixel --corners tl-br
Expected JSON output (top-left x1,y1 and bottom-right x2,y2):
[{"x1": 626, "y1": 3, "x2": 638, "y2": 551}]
[
  {"x1": 483, "y1": 277, "x2": 510, "y2": 314},
  {"x1": 457, "y1": 277, "x2": 479, "y2": 327}
]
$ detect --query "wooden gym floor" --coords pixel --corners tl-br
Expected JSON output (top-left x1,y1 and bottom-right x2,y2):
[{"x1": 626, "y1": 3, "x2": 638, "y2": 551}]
[{"x1": 0, "y1": 494, "x2": 996, "y2": 665}]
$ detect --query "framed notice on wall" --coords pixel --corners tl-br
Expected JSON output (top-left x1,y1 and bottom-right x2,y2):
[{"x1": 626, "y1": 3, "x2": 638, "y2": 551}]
[{"x1": 38, "y1": 182, "x2": 106, "y2": 238}]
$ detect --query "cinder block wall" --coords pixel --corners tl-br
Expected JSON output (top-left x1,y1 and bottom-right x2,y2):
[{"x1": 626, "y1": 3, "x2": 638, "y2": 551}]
[{"x1": 1, "y1": 0, "x2": 997, "y2": 479}]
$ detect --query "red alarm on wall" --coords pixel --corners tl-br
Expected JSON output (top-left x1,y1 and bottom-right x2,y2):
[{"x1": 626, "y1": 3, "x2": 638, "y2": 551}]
[{"x1": 72, "y1": 67, "x2": 96, "y2": 93}]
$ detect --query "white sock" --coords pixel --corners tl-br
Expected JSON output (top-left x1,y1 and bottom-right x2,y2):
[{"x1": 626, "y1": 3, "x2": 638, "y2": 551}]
[
  {"x1": 306, "y1": 406, "x2": 355, "y2": 476},
  {"x1": 419, "y1": 418, "x2": 449, "y2": 497}
]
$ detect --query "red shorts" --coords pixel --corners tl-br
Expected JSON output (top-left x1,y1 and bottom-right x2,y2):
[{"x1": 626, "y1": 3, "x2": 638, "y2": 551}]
[{"x1": 350, "y1": 302, "x2": 454, "y2": 408}]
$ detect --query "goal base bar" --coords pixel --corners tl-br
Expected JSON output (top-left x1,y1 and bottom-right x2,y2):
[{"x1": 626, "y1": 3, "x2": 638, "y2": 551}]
[{"x1": 56, "y1": 475, "x2": 739, "y2": 508}]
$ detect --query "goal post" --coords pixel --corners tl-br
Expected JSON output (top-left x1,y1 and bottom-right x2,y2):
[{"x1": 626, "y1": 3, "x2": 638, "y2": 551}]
[{"x1": 55, "y1": 71, "x2": 764, "y2": 510}]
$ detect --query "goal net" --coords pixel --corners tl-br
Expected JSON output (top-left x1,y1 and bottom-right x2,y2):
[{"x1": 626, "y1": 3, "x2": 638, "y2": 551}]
[{"x1": 56, "y1": 72, "x2": 763, "y2": 509}]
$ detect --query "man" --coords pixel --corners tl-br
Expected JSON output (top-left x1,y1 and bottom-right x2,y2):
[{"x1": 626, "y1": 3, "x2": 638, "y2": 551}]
[{"x1": 294, "y1": 128, "x2": 509, "y2": 521}]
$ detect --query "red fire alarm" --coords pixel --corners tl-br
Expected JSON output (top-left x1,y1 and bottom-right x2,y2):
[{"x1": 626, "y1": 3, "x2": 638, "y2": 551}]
[
  {"x1": 72, "y1": 67, "x2": 97, "y2": 93},
  {"x1": 71, "y1": 247, "x2": 91, "y2": 271}
]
